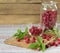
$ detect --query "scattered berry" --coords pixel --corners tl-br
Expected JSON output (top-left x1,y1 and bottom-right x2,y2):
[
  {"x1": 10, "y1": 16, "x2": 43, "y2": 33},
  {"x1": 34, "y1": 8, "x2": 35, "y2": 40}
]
[
  {"x1": 46, "y1": 35, "x2": 51, "y2": 41},
  {"x1": 54, "y1": 42, "x2": 58, "y2": 47},
  {"x1": 24, "y1": 36, "x2": 30, "y2": 44},
  {"x1": 25, "y1": 38, "x2": 30, "y2": 44},
  {"x1": 42, "y1": 34, "x2": 51, "y2": 41},
  {"x1": 42, "y1": 34, "x2": 46, "y2": 39},
  {"x1": 58, "y1": 41, "x2": 60, "y2": 44},
  {"x1": 24, "y1": 36, "x2": 29, "y2": 40},
  {"x1": 46, "y1": 44, "x2": 50, "y2": 48},
  {"x1": 57, "y1": 38, "x2": 60, "y2": 41},
  {"x1": 50, "y1": 41, "x2": 55, "y2": 46},
  {"x1": 31, "y1": 37, "x2": 36, "y2": 43},
  {"x1": 17, "y1": 39, "x2": 20, "y2": 42}
]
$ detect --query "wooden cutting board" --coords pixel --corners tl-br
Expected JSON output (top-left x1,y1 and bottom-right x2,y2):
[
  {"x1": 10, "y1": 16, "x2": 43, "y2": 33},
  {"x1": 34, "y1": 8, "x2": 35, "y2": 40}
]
[{"x1": 5, "y1": 37, "x2": 31, "y2": 48}]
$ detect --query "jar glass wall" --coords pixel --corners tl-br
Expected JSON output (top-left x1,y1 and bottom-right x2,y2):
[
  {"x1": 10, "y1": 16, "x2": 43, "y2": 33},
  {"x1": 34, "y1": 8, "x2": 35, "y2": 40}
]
[{"x1": 41, "y1": 1, "x2": 57, "y2": 31}]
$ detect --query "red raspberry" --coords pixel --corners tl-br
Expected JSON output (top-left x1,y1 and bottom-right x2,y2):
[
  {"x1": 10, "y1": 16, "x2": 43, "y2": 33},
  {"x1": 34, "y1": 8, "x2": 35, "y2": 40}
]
[
  {"x1": 24, "y1": 36, "x2": 29, "y2": 40},
  {"x1": 42, "y1": 10, "x2": 57, "y2": 30},
  {"x1": 17, "y1": 39, "x2": 20, "y2": 42},
  {"x1": 46, "y1": 36, "x2": 50, "y2": 41},
  {"x1": 39, "y1": 28, "x2": 42, "y2": 33},
  {"x1": 50, "y1": 41, "x2": 55, "y2": 46},
  {"x1": 29, "y1": 29, "x2": 34, "y2": 34},
  {"x1": 31, "y1": 39, "x2": 35, "y2": 43},
  {"x1": 29, "y1": 26, "x2": 42, "y2": 36},
  {"x1": 46, "y1": 44, "x2": 50, "y2": 48},
  {"x1": 31, "y1": 37, "x2": 36, "y2": 43},
  {"x1": 54, "y1": 42, "x2": 59, "y2": 47},
  {"x1": 24, "y1": 36, "x2": 30, "y2": 44},
  {"x1": 57, "y1": 38, "x2": 60, "y2": 41},
  {"x1": 42, "y1": 34, "x2": 46, "y2": 39},
  {"x1": 42, "y1": 34, "x2": 51, "y2": 41},
  {"x1": 25, "y1": 38, "x2": 30, "y2": 44},
  {"x1": 58, "y1": 41, "x2": 60, "y2": 44}
]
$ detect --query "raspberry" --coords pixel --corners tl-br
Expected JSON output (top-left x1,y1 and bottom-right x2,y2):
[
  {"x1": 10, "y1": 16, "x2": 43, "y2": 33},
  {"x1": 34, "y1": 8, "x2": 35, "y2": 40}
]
[
  {"x1": 54, "y1": 42, "x2": 59, "y2": 47},
  {"x1": 46, "y1": 44, "x2": 50, "y2": 48},
  {"x1": 58, "y1": 41, "x2": 60, "y2": 44},
  {"x1": 42, "y1": 34, "x2": 46, "y2": 39},
  {"x1": 46, "y1": 36, "x2": 50, "y2": 41},
  {"x1": 31, "y1": 37, "x2": 36, "y2": 43},
  {"x1": 25, "y1": 38, "x2": 30, "y2": 44},
  {"x1": 17, "y1": 39, "x2": 20, "y2": 42},
  {"x1": 57, "y1": 38, "x2": 60, "y2": 44},
  {"x1": 57, "y1": 38, "x2": 60, "y2": 41},
  {"x1": 50, "y1": 41, "x2": 55, "y2": 46},
  {"x1": 29, "y1": 29, "x2": 34, "y2": 34},
  {"x1": 42, "y1": 34, "x2": 51, "y2": 41},
  {"x1": 31, "y1": 39, "x2": 35, "y2": 43},
  {"x1": 42, "y1": 10, "x2": 57, "y2": 30},
  {"x1": 24, "y1": 36, "x2": 30, "y2": 44},
  {"x1": 24, "y1": 36, "x2": 29, "y2": 40}
]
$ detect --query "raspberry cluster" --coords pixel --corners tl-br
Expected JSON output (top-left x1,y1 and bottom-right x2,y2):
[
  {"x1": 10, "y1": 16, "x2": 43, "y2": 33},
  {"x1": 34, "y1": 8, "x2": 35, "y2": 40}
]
[{"x1": 42, "y1": 10, "x2": 57, "y2": 30}]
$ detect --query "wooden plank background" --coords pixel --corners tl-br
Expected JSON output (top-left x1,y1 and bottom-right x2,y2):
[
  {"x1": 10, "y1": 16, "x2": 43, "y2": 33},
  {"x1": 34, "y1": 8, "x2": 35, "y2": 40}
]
[{"x1": 0, "y1": 0, "x2": 60, "y2": 24}]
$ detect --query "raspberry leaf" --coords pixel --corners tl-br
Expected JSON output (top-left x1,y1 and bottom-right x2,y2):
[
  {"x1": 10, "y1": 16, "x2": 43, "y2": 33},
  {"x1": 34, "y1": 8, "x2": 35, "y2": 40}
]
[
  {"x1": 17, "y1": 28, "x2": 22, "y2": 34},
  {"x1": 28, "y1": 42, "x2": 39, "y2": 49},
  {"x1": 37, "y1": 36, "x2": 43, "y2": 44},
  {"x1": 40, "y1": 43, "x2": 46, "y2": 51},
  {"x1": 57, "y1": 31, "x2": 60, "y2": 38},
  {"x1": 23, "y1": 27, "x2": 28, "y2": 36},
  {"x1": 13, "y1": 27, "x2": 28, "y2": 39},
  {"x1": 37, "y1": 36, "x2": 46, "y2": 51}
]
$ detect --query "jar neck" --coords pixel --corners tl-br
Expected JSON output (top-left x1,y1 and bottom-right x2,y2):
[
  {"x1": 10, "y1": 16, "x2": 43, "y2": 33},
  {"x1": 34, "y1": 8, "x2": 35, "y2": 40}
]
[{"x1": 42, "y1": 1, "x2": 57, "y2": 10}]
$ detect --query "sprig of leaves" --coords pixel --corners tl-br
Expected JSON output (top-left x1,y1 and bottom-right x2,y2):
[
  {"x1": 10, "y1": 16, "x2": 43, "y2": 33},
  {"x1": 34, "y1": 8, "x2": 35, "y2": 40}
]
[
  {"x1": 44, "y1": 30, "x2": 55, "y2": 35},
  {"x1": 44, "y1": 26, "x2": 60, "y2": 38},
  {"x1": 13, "y1": 27, "x2": 28, "y2": 39},
  {"x1": 37, "y1": 36, "x2": 46, "y2": 51},
  {"x1": 28, "y1": 36, "x2": 46, "y2": 51},
  {"x1": 52, "y1": 26, "x2": 60, "y2": 38},
  {"x1": 28, "y1": 42, "x2": 39, "y2": 49}
]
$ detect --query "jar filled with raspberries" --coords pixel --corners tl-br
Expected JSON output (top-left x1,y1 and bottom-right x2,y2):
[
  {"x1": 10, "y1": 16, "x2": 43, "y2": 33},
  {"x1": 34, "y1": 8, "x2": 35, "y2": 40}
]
[{"x1": 41, "y1": 1, "x2": 57, "y2": 31}]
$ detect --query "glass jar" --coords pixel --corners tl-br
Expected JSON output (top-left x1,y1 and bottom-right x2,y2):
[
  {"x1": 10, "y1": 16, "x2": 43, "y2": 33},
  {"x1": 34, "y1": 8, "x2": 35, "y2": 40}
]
[{"x1": 41, "y1": 1, "x2": 57, "y2": 31}]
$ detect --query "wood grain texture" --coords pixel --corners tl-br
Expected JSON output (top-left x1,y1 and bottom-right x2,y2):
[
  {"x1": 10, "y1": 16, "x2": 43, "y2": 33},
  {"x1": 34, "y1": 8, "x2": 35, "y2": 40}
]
[
  {"x1": 0, "y1": 15, "x2": 40, "y2": 24},
  {"x1": 0, "y1": 4, "x2": 41, "y2": 15},
  {"x1": 0, "y1": 3, "x2": 60, "y2": 15},
  {"x1": 41, "y1": 0, "x2": 60, "y2": 3},
  {"x1": 57, "y1": 2, "x2": 60, "y2": 14},
  {"x1": 0, "y1": 15, "x2": 59, "y2": 24},
  {"x1": 0, "y1": 0, "x2": 59, "y2": 24},
  {"x1": 0, "y1": 0, "x2": 59, "y2": 4},
  {"x1": 0, "y1": 0, "x2": 41, "y2": 3}
]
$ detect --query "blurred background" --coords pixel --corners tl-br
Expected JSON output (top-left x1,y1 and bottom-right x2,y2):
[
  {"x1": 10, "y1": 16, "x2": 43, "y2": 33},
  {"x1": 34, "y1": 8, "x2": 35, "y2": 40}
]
[{"x1": 0, "y1": 0, "x2": 59, "y2": 24}]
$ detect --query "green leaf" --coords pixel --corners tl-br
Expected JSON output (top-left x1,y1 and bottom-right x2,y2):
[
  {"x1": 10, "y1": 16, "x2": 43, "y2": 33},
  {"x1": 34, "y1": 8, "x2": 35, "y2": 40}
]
[
  {"x1": 53, "y1": 26, "x2": 58, "y2": 34},
  {"x1": 57, "y1": 31, "x2": 60, "y2": 38},
  {"x1": 40, "y1": 43, "x2": 46, "y2": 51},
  {"x1": 37, "y1": 36, "x2": 43, "y2": 44},
  {"x1": 37, "y1": 36, "x2": 46, "y2": 51},
  {"x1": 19, "y1": 27, "x2": 28, "y2": 39},
  {"x1": 57, "y1": 34, "x2": 60, "y2": 37},
  {"x1": 13, "y1": 33, "x2": 19, "y2": 37},
  {"x1": 44, "y1": 30, "x2": 55, "y2": 34},
  {"x1": 17, "y1": 29, "x2": 22, "y2": 34},
  {"x1": 13, "y1": 27, "x2": 28, "y2": 39},
  {"x1": 24, "y1": 27, "x2": 28, "y2": 35},
  {"x1": 28, "y1": 42, "x2": 39, "y2": 49},
  {"x1": 21, "y1": 27, "x2": 28, "y2": 38}
]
